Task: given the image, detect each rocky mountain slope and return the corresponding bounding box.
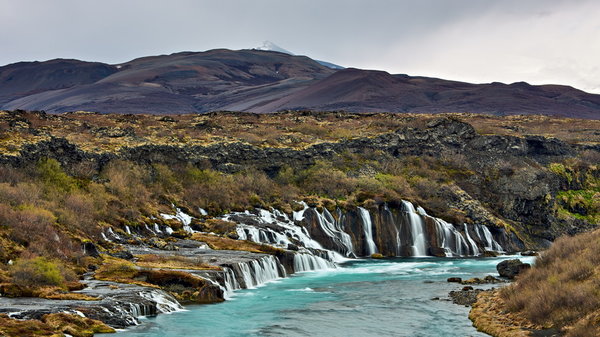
[1,49,600,118]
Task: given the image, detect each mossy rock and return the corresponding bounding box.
[42,313,116,336]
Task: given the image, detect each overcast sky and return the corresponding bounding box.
[2,0,599,92]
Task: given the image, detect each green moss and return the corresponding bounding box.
[549,163,574,183]
[556,189,600,223]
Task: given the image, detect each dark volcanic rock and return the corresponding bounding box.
[497,259,531,279]
[82,242,100,257]
[0,280,182,328]
[449,288,484,306]
[462,275,506,285]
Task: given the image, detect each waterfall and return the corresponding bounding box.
[221,267,240,298]
[473,224,504,252]
[226,204,505,260]
[234,255,285,289]
[293,201,309,221]
[432,218,457,256]
[138,290,184,313]
[293,253,337,272]
[161,208,194,233]
[358,207,378,255]
[401,201,428,257]
[313,208,355,257]
[463,224,480,256]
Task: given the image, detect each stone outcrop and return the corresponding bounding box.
[449,288,484,306]
[0,280,183,328]
[496,259,531,279]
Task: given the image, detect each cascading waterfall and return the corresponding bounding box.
[313,208,355,257]
[432,218,476,256]
[138,290,184,313]
[228,203,507,259]
[221,267,240,297]
[233,255,285,289]
[358,207,378,255]
[161,208,194,233]
[463,224,480,256]
[293,253,337,272]
[400,201,428,257]
[473,224,504,252]
[228,208,348,262]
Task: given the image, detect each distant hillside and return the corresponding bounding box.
[1,49,600,118]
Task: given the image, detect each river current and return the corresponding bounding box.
[112,255,533,337]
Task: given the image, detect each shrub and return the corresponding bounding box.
[9,257,75,289]
[500,229,600,333]
[36,158,78,193]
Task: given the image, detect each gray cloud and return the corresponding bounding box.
[1,0,598,92]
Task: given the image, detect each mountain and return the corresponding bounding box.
[1,49,600,118]
[255,40,294,55]
[254,68,600,118]
[254,41,344,69]
[1,49,335,114]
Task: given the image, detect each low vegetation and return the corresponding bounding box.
[1,111,599,156]
[135,254,220,270]
[192,233,284,255]
[496,229,600,336]
[0,313,115,337]
[94,256,223,304]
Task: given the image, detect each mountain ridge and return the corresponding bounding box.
[1,49,599,118]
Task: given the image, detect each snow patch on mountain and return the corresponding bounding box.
[254,41,344,69]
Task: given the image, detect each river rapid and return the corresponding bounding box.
[110,255,534,337]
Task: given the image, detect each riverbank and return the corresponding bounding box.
[111,256,523,337]
[469,228,600,337]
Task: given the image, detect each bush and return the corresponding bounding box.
[9,257,75,289]
[36,158,78,193]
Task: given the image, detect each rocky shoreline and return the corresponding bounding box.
[444,258,557,337]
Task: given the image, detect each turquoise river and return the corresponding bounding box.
[110,255,534,337]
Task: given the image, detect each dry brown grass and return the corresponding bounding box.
[0,314,61,337]
[470,290,539,337]
[2,111,597,156]
[0,311,114,337]
[499,229,600,335]
[42,313,116,337]
[135,254,220,271]
[191,233,283,255]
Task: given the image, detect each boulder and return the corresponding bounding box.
[449,288,484,306]
[428,247,447,257]
[482,250,500,257]
[82,242,100,257]
[109,250,134,260]
[447,277,462,283]
[462,275,506,284]
[496,259,530,279]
